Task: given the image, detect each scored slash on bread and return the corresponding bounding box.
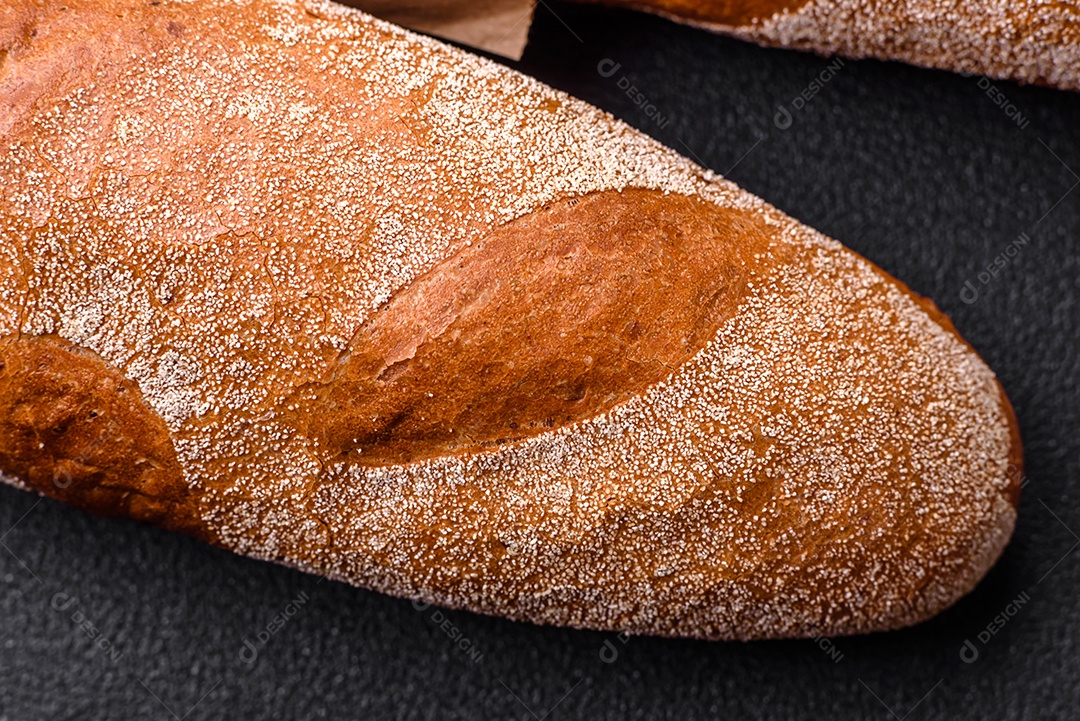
[0,0,1021,639]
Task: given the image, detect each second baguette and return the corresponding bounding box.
[588,0,1080,91]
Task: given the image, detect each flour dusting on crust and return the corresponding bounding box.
[722,0,1079,90]
[0,0,1017,639]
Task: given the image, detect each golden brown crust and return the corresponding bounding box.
[0,335,203,535]
[587,0,1080,91]
[309,189,780,465]
[0,0,1021,640]
[593,0,807,26]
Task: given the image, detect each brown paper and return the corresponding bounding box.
[341,0,536,60]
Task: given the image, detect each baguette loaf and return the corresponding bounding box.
[589,0,1080,91]
[0,0,1021,640]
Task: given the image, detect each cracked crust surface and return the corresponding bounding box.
[0,0,1021,639]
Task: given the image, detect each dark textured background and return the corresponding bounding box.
[2,2,1079,719]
